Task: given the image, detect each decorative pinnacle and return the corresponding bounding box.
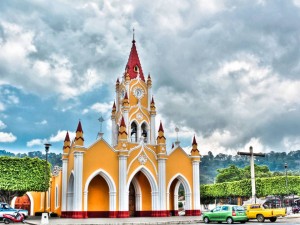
[158,121,164,132]
[192,135,197,145]
[64,131,70,142]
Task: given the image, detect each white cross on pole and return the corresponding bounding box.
[238,146,265,203]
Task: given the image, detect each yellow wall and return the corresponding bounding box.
[82,140,119,208]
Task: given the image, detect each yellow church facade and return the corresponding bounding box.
[20,37,201,218]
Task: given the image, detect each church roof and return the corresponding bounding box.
[126,39,145,81]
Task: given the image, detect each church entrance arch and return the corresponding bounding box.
[167,174,191,216]
[66,172,74,211]
[127,167,158,217]
[84,169,116,218]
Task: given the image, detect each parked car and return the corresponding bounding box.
[0,202,28,221]
[292,205,300,214]
[203,205,248,224]
[244,204,286,222]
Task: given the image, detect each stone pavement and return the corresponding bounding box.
[24,213,300,225]
[25,216,203,225]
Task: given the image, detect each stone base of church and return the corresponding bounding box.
[185,210,201,216]
[61,210,201,218]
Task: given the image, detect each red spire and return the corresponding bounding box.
[151,96,155,104]
[64,131,70,142]
[116,78,120,84]
[172,143,174,148]
[148,73,151,79]
[192,135,197,145]
[158,121,164,132]
[126,40,145,81]
[76,121,83,132]
[124,92,128,100]
[120,116,126,127]
[112,101,116,109]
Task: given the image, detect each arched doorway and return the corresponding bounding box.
[167,174,191,216]
[128,171,153,217]
[67,173,74,211]
[87,175,109,217]
[15,194,30,215]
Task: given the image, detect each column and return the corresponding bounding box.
[150,114,156,144]
[61,158,68,213]
[73,151,84,217]
[192,161,200,210]
[111,119,116,146]
[118,155,128,217]
[158,159,167,215]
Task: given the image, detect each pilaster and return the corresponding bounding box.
[73,150,84,217]
[61,158,68,212]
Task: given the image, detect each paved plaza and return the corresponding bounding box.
[25,216,202,225]
[24,213,300,225]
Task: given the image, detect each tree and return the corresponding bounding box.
[216,164,273,183]
[216,165,242,183]
[0,156,51,204]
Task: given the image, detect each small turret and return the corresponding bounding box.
[111,101,116,118]
[157,121,167,155]
[62,131,70,159]
[150,96,156,115]
[125,71,130,83]
[123,92,130,108]
[190,135,200,159]
[147,73,152,87]
[75,121,84,146]
[118,116,128,140]
[116,78,120,91]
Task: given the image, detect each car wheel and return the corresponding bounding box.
[3,218,11,224]
[204,217,210,224]
[269,217,277,222]
[256,214,265,222]
[226,217,233,224]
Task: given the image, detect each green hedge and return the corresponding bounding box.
[0,156,51,192]
[200,176,300,202]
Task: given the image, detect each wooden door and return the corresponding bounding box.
[15,194,30,215]
[129,183,136,217]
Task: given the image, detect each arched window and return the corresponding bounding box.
[131,122,138,142]
[141,122,148,143]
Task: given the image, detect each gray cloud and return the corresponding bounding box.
[0,0,300,153]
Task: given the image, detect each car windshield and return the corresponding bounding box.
[232,206,245,211]
[2,204,11,209]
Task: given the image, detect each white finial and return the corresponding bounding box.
[175,127,179,141]
[175,127,180,146]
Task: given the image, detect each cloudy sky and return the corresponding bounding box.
[1,0,300,156]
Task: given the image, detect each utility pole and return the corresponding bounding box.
[238,146,265,203]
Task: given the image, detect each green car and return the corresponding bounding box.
[203,205,248,224]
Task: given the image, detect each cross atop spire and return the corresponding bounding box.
[132,27,135,43]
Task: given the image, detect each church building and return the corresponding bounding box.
[19,37,201,218]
